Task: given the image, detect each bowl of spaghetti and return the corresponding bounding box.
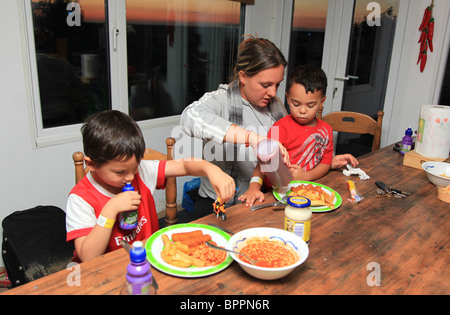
[228,227,309,280]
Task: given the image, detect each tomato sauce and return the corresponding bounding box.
[239,241,297,268]
[190,243,227,267]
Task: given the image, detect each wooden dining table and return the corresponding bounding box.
[3,145,449,295]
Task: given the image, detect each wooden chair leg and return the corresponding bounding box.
[165,137,177,225]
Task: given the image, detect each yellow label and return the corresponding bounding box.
[284,216,310,244]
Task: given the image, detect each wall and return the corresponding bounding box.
[384,0,450,144]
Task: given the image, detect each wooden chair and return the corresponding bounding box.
[72,137,177,225]
[318,109,384,152]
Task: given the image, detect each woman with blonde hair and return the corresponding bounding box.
[181,36,288,217]
[181,36,356,218]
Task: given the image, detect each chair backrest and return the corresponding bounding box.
[72,137,177,225]
[317,110,384,152]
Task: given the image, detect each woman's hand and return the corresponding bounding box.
[252,136,291,168]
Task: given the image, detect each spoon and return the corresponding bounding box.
[250,195,288,211]
[204,242,258,265]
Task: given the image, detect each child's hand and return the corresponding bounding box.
[331,154,359,169]
[238,187,265,207]
[289,164,306,180]
[208,169,236,205]
[104,191,141,217]
[278,142,291,167]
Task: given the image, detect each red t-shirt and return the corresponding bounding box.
[267,115,333,171]
[66,160,166,261]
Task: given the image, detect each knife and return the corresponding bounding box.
[375,181,410,197]
[207,223,234,235]
[250,200,285,211]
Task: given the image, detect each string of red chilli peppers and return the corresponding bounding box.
[417,0,435,73]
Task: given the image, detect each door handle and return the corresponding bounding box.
[335,75,359,81]
[112,25,119,51]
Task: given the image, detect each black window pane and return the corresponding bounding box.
[125,0,242,121]
[32,0,111,129]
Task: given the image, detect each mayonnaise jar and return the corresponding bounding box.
[284,196,312,245]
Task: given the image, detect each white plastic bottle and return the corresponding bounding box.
[256,138,292,188]
[284,196,312,245]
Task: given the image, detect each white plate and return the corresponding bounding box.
[145,223,233,278]
[273,181,342,213]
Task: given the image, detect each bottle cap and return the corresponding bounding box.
[130,241,146,263]
[287,196,311,208]
[123,182,135,192]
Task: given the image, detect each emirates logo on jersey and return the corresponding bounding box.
[114,216,148,246]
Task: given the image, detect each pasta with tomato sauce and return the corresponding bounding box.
[238,240,298,268]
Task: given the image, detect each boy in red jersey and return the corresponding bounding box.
[241,65,356,206]
[66,110,235,262]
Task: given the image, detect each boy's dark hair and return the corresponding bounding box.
[81,110,145,165]
[286,65,328,96]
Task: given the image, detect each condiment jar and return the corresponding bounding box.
[284,196,312,245]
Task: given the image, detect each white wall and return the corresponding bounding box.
[0,0,449,268]
[384,0,450,145]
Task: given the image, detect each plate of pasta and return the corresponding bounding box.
[273,181,342,212]
[145,223,233,278]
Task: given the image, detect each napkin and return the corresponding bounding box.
[343,164,370,180]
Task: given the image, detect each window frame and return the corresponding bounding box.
[22,0,242,148]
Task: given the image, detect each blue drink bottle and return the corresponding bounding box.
[119,183,138,230]
[125,241,155,295]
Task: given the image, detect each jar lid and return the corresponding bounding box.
[287,196,311,208]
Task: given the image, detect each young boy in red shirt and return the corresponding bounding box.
[241,65,340,205]
[66,110,235,262]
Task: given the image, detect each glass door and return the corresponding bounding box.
[288,0,329,70]
[323,0,400,156]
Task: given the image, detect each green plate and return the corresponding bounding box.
[145,223,233,278]
[273,181,342,213]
